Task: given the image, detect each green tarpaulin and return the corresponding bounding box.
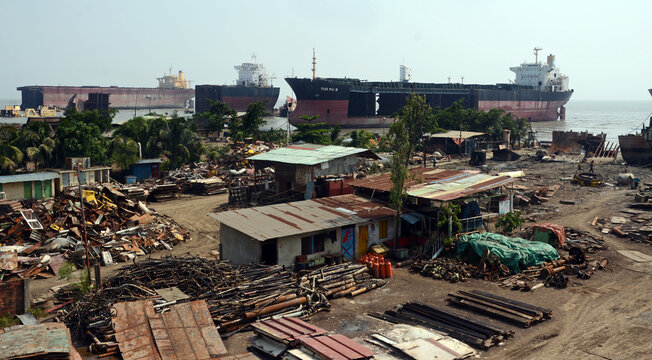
[457,232,559,273]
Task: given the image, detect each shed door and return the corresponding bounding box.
[358,225,368,256]
[34,181,42,199]
[341,226,355,261]
[151,164,160,178]
[23,182,32,199]
[43,180,52,198]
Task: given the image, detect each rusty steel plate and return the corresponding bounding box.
[299,334,374,360]
[112,300,162,360]
[148,300,227,359]
[252,317,327,343]
[0,250,18,271]
[0,323,71,358]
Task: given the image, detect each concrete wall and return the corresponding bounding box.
[354,216,395,256]
[220,224,261,265]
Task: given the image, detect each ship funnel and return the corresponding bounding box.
[547,54,555,66]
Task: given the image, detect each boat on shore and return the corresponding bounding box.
[286,48,573,128]
[618,89,652,165]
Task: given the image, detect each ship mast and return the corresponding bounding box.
[312,48,316,80]
[533,47,542,63]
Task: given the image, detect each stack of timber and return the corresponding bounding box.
[148,183,180,201]
[447,290,552,327]
[370,302,513,349]
[189,178,227,195]
[299,263,387,299]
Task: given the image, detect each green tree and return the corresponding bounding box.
[62,108,116,133]
[388,118,410,247]
[56,114,109,166]
[347,130,373,148]
[194,100,236,135]
[110,136,140,170]
[0,125,23,174]
[113,116,169,158]
[18,122,56,170]
[394,94,436,165]
[292,122,333,144]
[205,144,231,162]
[164,117,204,169]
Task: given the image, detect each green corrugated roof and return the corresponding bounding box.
[248,144,372,165]
[0,172,59,184]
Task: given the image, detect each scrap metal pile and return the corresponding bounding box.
[594,209,652,245]
[0,186,188,281]
[372,290,551,350]
[57,257,385,356]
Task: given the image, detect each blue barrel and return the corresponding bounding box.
[125,175,137,184]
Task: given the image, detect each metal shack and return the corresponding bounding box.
[212,194,395,268]
[247,144,378,200]
[0,172,59,200]
[52,157,111,192]
[129,158,162,180]
[423,130,486,156]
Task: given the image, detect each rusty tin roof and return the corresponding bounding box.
[213,195,394,241]
[351,168,514,201]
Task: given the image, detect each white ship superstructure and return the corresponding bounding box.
[510,48,569,92]
[234,54,272,87]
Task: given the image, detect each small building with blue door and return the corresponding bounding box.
[129,158,162,181]
[0,172,59,200]
[212,194,395,268]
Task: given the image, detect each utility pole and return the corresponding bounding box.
[76,163,91,274]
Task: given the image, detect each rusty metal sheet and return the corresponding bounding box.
[252,317,327,343]
[0,250,18,271]
[112,300,162,360]
[148,300,227,359]
[299,334,374,360]
[0,323,71,358]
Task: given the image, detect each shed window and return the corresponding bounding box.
[379,220,388,239]
[301,233,327,255]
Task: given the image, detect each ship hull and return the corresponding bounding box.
[286,77,573,127]
[618,134,652,164]
[195,85,280,113]
[18,86,194,110]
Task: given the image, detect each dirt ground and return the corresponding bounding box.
[27,150,652,359]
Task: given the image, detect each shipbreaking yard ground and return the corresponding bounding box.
[29,152,652,360]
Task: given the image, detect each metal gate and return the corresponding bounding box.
[341,226,355,261]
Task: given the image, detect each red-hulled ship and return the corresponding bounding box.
[286,48,573,127]
[18,69,194,110]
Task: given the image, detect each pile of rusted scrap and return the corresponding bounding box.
[0,322,82,359]
[409,257,476,283]
[447,290,552,328]
[370,302,514,349]
[593,210,652,245]
[299,263,387,299]
[189,177,227,195]
[0,186,188,281]
[514,183,560,206]
[57,257,383,356]
[498,247,608,290]
[249,317,374,360]
[148,183,180,201]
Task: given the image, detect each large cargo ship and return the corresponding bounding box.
[286,49,573,127]
[17,69,195,110]
[195,56,280,113]
[618,89,652,164]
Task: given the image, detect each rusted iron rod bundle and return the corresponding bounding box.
[299,263,387,299]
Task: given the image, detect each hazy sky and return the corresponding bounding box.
[1,0,651,105]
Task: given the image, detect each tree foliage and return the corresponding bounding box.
[56,111,111,166]
[110,136,140,170]
[0,125,24,174]
[395,94,436,164]
[193,100,237,134]
[347,130,373,149]
[228,102,268,141]
[291,115,342,145]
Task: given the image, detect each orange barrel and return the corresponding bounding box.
[384,261,392,278]
[372,261,380,278]
[379,260,387,279]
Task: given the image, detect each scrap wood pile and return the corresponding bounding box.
[593,210,652,245]
[299,263,388,299]
[409,257,478,283]
[0,186,188,281]
[57,257,384,356]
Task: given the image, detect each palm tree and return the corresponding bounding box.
[16,122,55,170]
[0,125,24,174]
[110,136,140,170]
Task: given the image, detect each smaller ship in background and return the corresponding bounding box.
[618,89,652,164]
[195,54,280,113]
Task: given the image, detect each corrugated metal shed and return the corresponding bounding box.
[213,195,394,241]
[248,144,377,165]
[351,168,514,201]
[0,172,59,184]
[134,158,163,165]
[426,130,486,139]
